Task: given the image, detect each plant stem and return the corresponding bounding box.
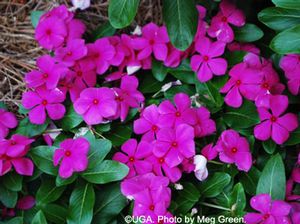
[208,160,223,165]
[199,202,231,211]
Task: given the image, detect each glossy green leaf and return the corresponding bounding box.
[176,183,201,214]
[106,125,132,147]
[0,217,23,224]
[31,11,44,28]
[60,105,82,131]
[92,21,116,41]
[240,166,261,195]
[15,118,48,137]
[41,204,67,224]
[262,139,277,154]
[257,154,286,200]
[234,23,264,42]
[67,182,95,224]
[152,59,168,82]
[168,59,196,84]
[229,183,246,216]
[163,0,198,50]
[55,174,77,187]
[87,137,112,169]
[81,160,129,184]
[108,0,140,28]
[2,172,23,192]
[0,185,18,208]
[285,127,300,145]
[32,210,47,224]
[272,0,300,9]
[200,172,231,198]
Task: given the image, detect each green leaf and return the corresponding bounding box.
[270,24,300,54]
[199,172,231,198]
[67,182,95,224]
[229,183,246,216]
[256,154,286,200]
[15,118,48,137]
[55,174,77,187]
[262,139,277,154]
[31,11,44,28]
[223,100,260,129]
[140,74,164,93]
[258,7,300,31]
[272,0,300,9]
[234,24,264,42]
[152,59,168,82]
[284,127,300,145]
[168,59,196,84]
[93,183,127,224]
[32,210,47,224]
[163,0,198,50]
[87,136,112,169]
[81,160,129,184]
[176,183,201,214]
[0,185,18,208]
[106,125,132,147]
[29,146,58,176]
[60,105,82,131]
[2,172,23,192]
[0,217,23,224]
[36,178,66,206]
[108,0,140,28]
[240,166,261,195]
[92,21,116,41]
[41,204,67,224]
[225,51,247,68]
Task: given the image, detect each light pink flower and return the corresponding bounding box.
[113,139,152,178]
[25,55,67,89]
[132,23,169,61]
[55,39,87,67]
[0,108,18,139]
[191,37,227,82]
[22,87,66,124]
[113,75,144,122]
[153,124,195,168]
[208,0,245,43]
[254,95,298,144]
[53,137,89,178]
[0,134,34,176]
[74,87,117,125]
[244,194,291,224]
[215,130,252,171]
[280,54,300,95]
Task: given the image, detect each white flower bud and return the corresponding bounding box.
[194,155,208,181]
[71,0,90,10]
[131,25,142,36]
[127,65,141,75]
[174,183,183,190]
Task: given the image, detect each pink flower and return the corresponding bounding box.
[16,196,35,210]
[74,87,117,125]
[185,107,216,138]
[35,17,67,50]
[113,139,152,178]
[0,108,17,139]
[132,23,169,61]
[164,43,183,68]
[254,95,298,144]
[86,38,115,74]
[215,130,252,171]
[53,137,89,178]
[41,5,73,22]
[22,87,66,124]
[134,105,164,141]
[220,63,263,108]
[108,36,126,67]
[207,0,245,43]
[280,54,300,95]
[55,39,87,67]
[191,37,227,82]
[113,75,144,122]
[0,134,34,176]
[201,143,218,160]
[244,194,291,224]
[25,55,67,89]
[158,93,194,127]
[227,42,260,55]
[194,5,207,43]
[69,59,97,87]
[66,19,86,42]
[153,124,195,168]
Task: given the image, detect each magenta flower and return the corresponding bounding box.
[158,93,194,127]
[0,134,34,176]
[164,43,182,68]
[227,42,260,55]
[66,19,86,42]
[25,55,66,89]
[201,143,218,161]
[254,95,298,144]
[153,124,195,168]
[113,75,144,122]
[0,108,17,139]
[74,87,117,125]
[55,39,87,67]
[191,37,227,82]
[86,38,115,75]
[16,196,36,210]
[113,139,152,178]
[244,194,291,224]
[220,63,263,108]
[53,137,90,178]
[280,54,300,95]
[108,36,126,67]
[132,23,169,61]
[22,87,66,124]
[35,17,67,50]
[207,0,245,43]
[134,105,163,141]
[41,5,73,22]
[215,130,252,172]
[69,59,96,87]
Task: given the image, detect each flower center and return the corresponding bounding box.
[221,16,228,22]
[236,80,242,86]
[115,96,123,102]
[77,71,83,77]
[42,100,48,106]
[66,51,72,56]
[10,140,16,146]
[129,157,135,162]
[43,73,48,78]
[270,116,277,122]
[64,150,71,157]
[149,39,155,45]
[149,205,155,211]
[263,214,270,220]
[175,111,181,117]
[93,99,99,105]
[171,141,178,147]
[151,125,158,132]
[203,55,209,62]
[262,82,269,89]
[158,158,164,164]
[231,147,238,153]
[45,29,52,35]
